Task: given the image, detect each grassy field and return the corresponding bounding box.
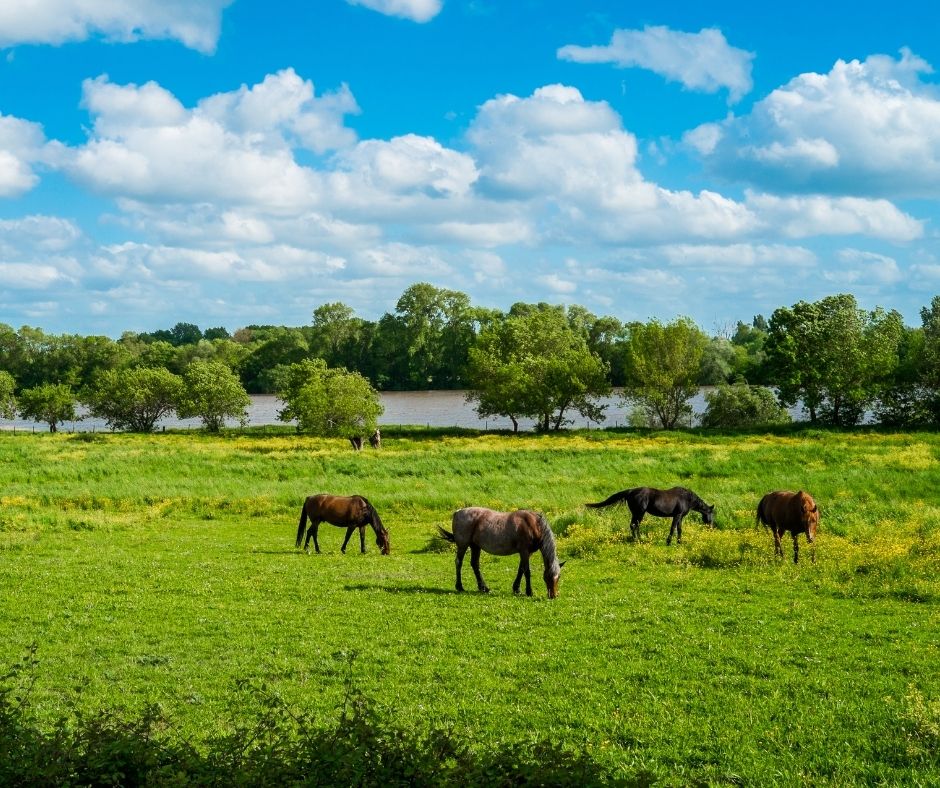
[0,426,938,784]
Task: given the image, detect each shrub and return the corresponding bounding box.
[701,383,791,429]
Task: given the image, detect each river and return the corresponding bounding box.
[1,389,808,433]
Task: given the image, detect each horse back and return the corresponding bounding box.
[451,507,537,555]
[306,493,370,525]
[757,490,818,533]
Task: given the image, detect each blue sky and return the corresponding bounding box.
[1,0,940,336]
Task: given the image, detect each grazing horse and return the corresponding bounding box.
[296,494,390,555]
[756,490,818,563]
[437,507,564,598]
[586,486,715,545]
[369,429,381,449]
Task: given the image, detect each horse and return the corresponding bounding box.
[436,507,564,598]
[296,494,390,555]
[369,428,381,449]
[586,486,715,544]
[756,490,818,563]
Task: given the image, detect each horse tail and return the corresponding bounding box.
[755,497,767,529]
[585,489,632,508]
[296,499,309,548]
[436,525,456,543]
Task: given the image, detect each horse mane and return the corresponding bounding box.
[537,515,559,570]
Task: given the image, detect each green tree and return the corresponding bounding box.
[18,383,78,432]
[621,318,707,430]
[0,370,16,419]
[378,283,476,389]
[766,295,902,425]
[83,367,183,432]
[701,383,792,428]
[177,360,251,432]
[275,359,383,437]
[466,307,611,432]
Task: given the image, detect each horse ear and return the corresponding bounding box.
[812,504,818,513]
[559,560,566,568]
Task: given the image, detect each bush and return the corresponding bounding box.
[700,383,791,429]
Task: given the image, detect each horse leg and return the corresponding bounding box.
[341,526,355,553]
[667,514,682,545]
[772,527,783,558]
[513,551,531,595]
[792,534,800,564]
[359,525,366,553]
[470,545,489,593]
[455,545,467,592]
[630,513,643,541]
[304,519,321,554]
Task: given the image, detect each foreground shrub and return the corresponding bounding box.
[0,650,613,787]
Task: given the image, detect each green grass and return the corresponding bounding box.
[1,426,939,784]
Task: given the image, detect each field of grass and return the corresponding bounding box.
[0,426,938,784]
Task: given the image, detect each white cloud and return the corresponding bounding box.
[0,0,232,53]
[345,0,442,23]
[831,248,904,285]
[0,114,56,196]
[747,192,923,241]
[558,26,754,102]
[0,215,83,253]
[67,71,360,209]
[697,49,940,197]
[537,273,577,294]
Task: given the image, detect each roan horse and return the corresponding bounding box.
[437,507,564,598]
[756,490,818,563]
[586,486,715,544]
[296,494,390,555]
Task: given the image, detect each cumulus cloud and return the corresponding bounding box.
[0,114,57,197]
[830,248,904,285]
[746,192,923,241]
[0,0,232,53]
[558,26,754,102]
[345,0,442,23]
[66,71,359,209]
[693,49,940,197]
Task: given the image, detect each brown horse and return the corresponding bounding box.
[756,490,818,563]
[437,507,564,598]
[296,494,390,555]
[586,486,715,544]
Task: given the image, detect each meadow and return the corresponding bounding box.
[0,426,938,785]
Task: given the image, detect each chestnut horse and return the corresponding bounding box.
[296,494,390,555]
[437,507,564,598]
[586,486,715,545]
[756,490,818,563]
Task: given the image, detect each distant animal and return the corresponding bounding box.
[756,490,818,563]
[296,494,390,555]
[349,436,363,451]
[585,486,715,545]
[437,507,564,598]
[369,429,381,449]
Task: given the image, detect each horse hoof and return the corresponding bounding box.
[480,587,490,594]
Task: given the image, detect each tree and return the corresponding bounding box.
[621,318,707,429]
[765,295,902,425]
[0,370,16,419]
[83,367,183,432]
[18,383,78,432]
[466,306,611,432]
[177,360,251,432]
[701,383,791,428]
[274,359,383,437]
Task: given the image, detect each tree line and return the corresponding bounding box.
[1,283,939,433]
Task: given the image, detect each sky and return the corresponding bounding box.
[2,0,940,336]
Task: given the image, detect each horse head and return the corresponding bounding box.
[376,527,391,554]
[700,503,716,527]
[544,560,565,599]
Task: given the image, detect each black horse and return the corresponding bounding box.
[586,486,715,544]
